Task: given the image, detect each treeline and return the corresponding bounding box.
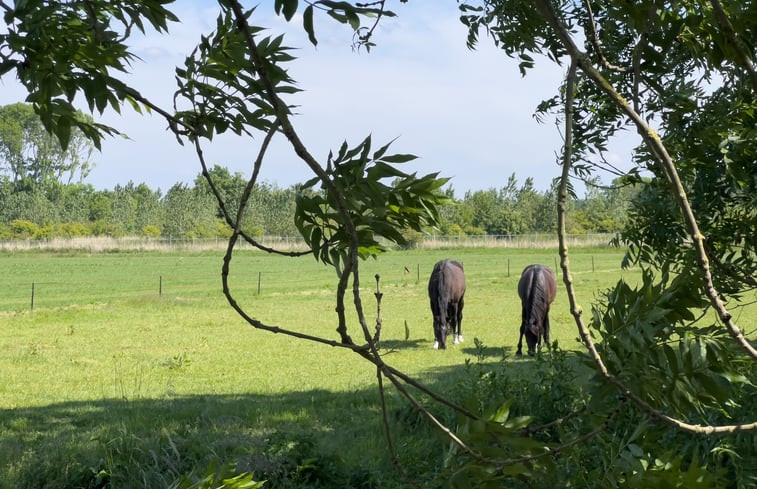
[0,165,637,241]
[0,102,638,241]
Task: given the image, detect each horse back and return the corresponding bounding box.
[442,259,465,300]
[429,259,466,302]
[518,265,557,336]
[519,265,556,305]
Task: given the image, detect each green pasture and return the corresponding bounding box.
[0,247,636,406]
[0,246,754,487]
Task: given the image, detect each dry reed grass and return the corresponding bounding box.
[417,233,615,249]
[0,233,616,253]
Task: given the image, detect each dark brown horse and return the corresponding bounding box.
[428,259,466,349]
[516,264,557,356]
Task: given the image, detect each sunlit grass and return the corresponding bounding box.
[0,246,651,411]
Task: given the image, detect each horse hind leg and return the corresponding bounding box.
[454,298,464,344]
[449,303,460,345]
[516,324,525,356]
[432,316,442,349]
[542,312,551,351]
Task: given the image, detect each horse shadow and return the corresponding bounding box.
[377,338,426,352]
[459,344,513,360]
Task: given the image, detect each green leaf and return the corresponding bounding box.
[281,0,298,21]
[301,5,317,45]
[345,10,360,31]
[380,153,417,164]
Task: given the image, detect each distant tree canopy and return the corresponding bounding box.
[0,102,95,189]
[0,104,638,240]
[0,157,637,240]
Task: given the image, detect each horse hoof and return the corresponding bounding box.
[515,351,522,357]
[433,341,439,349]
[457,334,464,343]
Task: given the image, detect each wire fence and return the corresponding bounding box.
[1,243,631,314]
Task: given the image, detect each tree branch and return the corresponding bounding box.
[226,0,368,346]
[376,370,423,489]
[541,0,757,434]
[582,0,629,73]
[195,122,310,256]
[709,0,757,91]
[535,0,757,363]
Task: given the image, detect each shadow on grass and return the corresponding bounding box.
[0,361,489,489]
[0,391,392,488]
[458,343,514,360]
[0,349,579,489]
[376,338,427,352]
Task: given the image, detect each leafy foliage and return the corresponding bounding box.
[0,103,95,187]
[295,136,449,268]
[0,0,178,149]
[174,6,297,141]
[169,459,264,489]
[589,269,754,419]
[622,82,757,294]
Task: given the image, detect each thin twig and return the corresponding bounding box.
[582,0,629,73]
[354,0,387,47]
[376,370,423,489]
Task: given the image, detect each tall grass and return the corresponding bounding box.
[0,233,616,253]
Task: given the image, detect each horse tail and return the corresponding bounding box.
[428,261,446,325]
[524,267,547,337]
[521,268,535,332]
[436,261,450,328]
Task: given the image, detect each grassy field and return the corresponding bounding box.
[0,246,753,487]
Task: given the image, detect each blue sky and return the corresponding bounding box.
[0,1,637,195]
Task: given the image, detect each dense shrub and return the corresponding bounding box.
[141,224,161,237]
[443,340,754,488]
[10,219,40,239]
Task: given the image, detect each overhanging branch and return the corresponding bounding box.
[542,0,757,434]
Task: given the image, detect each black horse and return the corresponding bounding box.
[428,259,466,349]
[516,264,557,356]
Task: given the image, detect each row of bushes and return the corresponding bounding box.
[0,219,262,241]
